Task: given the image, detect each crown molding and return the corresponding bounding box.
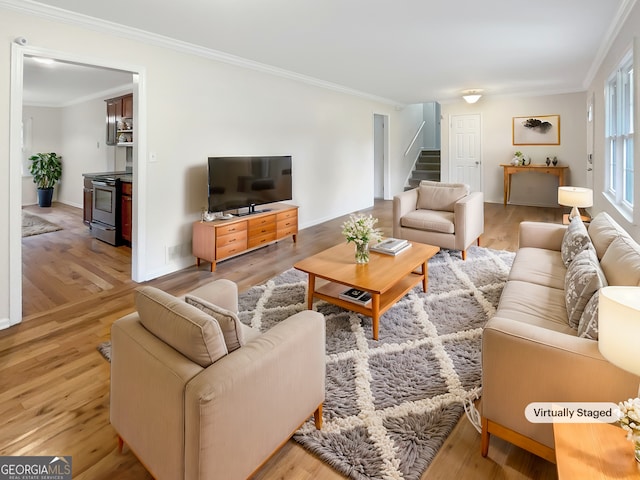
[1,0,403,107]
[583,0,638,89]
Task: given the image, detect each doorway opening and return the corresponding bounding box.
[373,113,390,200]
[9,44,146,327]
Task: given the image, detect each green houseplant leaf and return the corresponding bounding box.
[28,152,62,189]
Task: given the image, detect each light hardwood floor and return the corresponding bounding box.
[11,201,563,479]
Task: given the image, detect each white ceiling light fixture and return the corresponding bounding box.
[462,89,483,104]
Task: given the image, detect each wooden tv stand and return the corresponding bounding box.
[192,204,298,272]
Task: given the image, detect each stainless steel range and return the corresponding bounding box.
[90,176,121,245]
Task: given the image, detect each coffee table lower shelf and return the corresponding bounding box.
[312,272,425,339]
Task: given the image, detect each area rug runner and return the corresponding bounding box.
[97,246,514,479]
[237,246,514,480]
[22,211,62,237]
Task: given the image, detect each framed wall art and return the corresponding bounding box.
[512,115,560,145]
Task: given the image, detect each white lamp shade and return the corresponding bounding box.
[557,186,593,208]
[598,286,640,376]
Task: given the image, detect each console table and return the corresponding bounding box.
[553,422,640,479]
[192,204,298,272]
[500,164,569,206]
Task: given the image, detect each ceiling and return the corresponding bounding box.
[21,0,630,105]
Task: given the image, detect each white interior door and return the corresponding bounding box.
[450,114,482,191]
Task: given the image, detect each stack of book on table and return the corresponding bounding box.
[371,238,411,256]
[339,288,372,306]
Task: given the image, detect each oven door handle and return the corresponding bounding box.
[92,180,110,187]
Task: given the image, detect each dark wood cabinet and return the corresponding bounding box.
[83,176,94,225]
[121,95,133,119]
[105,99,119,146]
[120,182,132,244]
[105,94,133,146]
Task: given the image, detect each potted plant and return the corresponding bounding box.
[28,152,62,207]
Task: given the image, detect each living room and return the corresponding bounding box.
[3,1,640,479]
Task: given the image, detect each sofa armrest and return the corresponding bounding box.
[393,188,418,238]
[454,191,484,249]
[518,221,567,251]
[481,316,639,448]
[184,310,326,480]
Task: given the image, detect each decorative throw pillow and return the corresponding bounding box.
[578,289,600,340]
[417,181,470,212]
[561,216,591,266]
[185,295,245,353]
[564,248,607,329]
[135,286,228,367]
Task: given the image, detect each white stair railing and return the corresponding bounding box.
[403,121,425,189]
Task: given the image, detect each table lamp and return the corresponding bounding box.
[558,186,593,220]
[598,286,640,395]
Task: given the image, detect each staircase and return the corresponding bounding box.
[407,150,441,189]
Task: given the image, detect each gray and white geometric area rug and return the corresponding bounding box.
[237,246,515,480]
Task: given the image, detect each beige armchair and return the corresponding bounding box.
[110,279,325,480]
[393,181,484,259]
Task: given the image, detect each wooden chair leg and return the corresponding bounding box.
[477,236,481,247]
[481,417,490,457]
[117,435,124,453]
[314,404,323,430]
[461,249,467,260]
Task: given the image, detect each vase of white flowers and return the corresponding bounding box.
[341,213,383,264]
[616,397,640,462]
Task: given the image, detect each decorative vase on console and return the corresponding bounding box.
[546,157,551,166]
[341,213,382,264]
[552,156,558,166]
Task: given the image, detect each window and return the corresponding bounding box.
[605,50,634,215]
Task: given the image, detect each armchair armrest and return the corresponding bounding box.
[453,191,484,249]
[184,310,326,480]
[392,188,418,237]
[481,316,639,448]
[184,279,239,313]
[518,221,567,251]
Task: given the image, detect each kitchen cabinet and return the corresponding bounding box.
[105,94,133,146]
[120,181,132,244]
[82,176,94,225]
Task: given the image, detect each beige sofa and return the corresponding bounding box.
[481,212,640,462]
[110,279,326,480]
[393,180,484,260]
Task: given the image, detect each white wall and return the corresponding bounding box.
[585,2,640,240]
[1,7,421,324]
[21,106,62,205]
[58,97,120,207]
[441,92,587,207]
[22,98,116,208]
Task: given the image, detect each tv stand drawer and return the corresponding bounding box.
[193,205,298,272]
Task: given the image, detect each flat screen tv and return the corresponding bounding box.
[208,155,292,215]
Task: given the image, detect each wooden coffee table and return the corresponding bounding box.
[294,241,439,340]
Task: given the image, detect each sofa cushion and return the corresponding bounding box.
[564,248,607,329]
[400,209,455,234]
[561,216,591,266]
[600,235,640,286]
[507,247,566,290]
[577,289,600,340]
[588,211,630,260]
[135,286,228,367]
[417,181,469,212]
[495,280,573,334]
[185,295,245,353]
